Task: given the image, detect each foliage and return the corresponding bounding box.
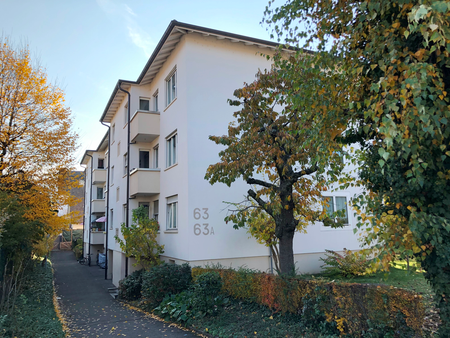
[265,0,450,333]
[0,38,79,239]
[191,271,228,317]
[192,267,424,336]
[141,263,191,309]
[205,67,348,274]
[115,206,164,270]
[320,249,371,277]
[72,238,83,260]
[0,258,65,338]
[153,291,193,325]
[118,269,144,301]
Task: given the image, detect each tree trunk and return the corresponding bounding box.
[278,230,295,274]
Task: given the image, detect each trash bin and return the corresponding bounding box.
[98,253,106,269]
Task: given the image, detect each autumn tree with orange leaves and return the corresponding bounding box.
[205,67,347,274]
[0,38,78,257]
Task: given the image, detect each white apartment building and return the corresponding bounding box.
[81,21,362,287]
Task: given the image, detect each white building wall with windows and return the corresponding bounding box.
[84,21,363,286]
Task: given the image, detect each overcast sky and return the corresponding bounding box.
[1,0,284,166]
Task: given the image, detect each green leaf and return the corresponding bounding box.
[432,1,448,13]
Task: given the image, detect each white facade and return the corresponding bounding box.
[81,21,362,287]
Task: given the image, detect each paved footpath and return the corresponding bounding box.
[52,251,199,338]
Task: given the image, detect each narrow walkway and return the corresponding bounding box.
[52,251,199,338]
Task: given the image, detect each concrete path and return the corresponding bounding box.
[52,251,199,338]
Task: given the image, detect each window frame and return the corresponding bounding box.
[153,200,159,222]
[139,149,150,169]
[96,187,103,200]
[123,153,128,175]
[153,90,159,111]
[153,145,159,168]
[165,68,177,106]
[166,196,178,230]
[166,133,177,168]
[322,195,350,227]
[139,97,150,111]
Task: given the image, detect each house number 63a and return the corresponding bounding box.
[193,208,214,236]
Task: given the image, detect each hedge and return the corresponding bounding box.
[192,267,425,336]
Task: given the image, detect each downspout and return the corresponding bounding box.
[118,83,131,278]
[101,121,111,280]
[85,153,94,266]
[81,168,87,258]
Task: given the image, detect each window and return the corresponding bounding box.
[123,153,128,175]
[323,196,349,225]
[124,103,129,125]
[166,69,176,106]
[153,200,159,221]
[166,196,177,230]
[111,166,115,184]
[153,145,159,168]
[153,91,159,111]
[123,204,127,223]
[98,158,104,169]
[117,141,120,156]
[139,98,150,111]
[111,124,115,143]
[139,150,150,169]
[116,187,120,202]
[96,187,103,200]
[166,134,177,167]
[110,209,114,230]
[115,228,119,242]
[139,202,150,218]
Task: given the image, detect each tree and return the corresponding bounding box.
[265,0,450,333]
[0,38,78,237]
[115,206,164,270]
[205,68,346,274]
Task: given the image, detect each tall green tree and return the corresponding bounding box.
[266,0,450,333]
[205,68,346,274]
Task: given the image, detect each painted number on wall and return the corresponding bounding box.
[193,208,214,236]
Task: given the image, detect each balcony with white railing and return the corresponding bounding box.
[92,169,106,184]
[129,168,160,198]
[91,199,105,214]
[130,111,160,143]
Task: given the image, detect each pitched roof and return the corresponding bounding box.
[100,20,291,123]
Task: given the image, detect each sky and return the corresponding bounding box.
[1,0,284,167]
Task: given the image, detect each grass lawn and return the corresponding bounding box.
[306,260,435,308]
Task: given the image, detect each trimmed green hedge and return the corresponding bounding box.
[192,267,425,336]
[141,263,191,308]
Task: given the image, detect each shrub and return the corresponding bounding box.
[73,238,83,260]
[191,271,228,317]
[192,267,425,336]
[141,263,191,308]
[118,269,144,301]
[320,249,370,277]
[153,291,193,325]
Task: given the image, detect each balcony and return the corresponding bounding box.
[92,169,106,184]
[90,231,104,245]
[91,199,105,214]
[129,168,160,198]
[130,111,160,143]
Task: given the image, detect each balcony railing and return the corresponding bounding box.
[130,111,160,143]
[91,199,105,214]
[92,169,106,184]
[129,168,160,198]
[90,231,104,245]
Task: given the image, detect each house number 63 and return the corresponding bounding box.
[193,208,214,236]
